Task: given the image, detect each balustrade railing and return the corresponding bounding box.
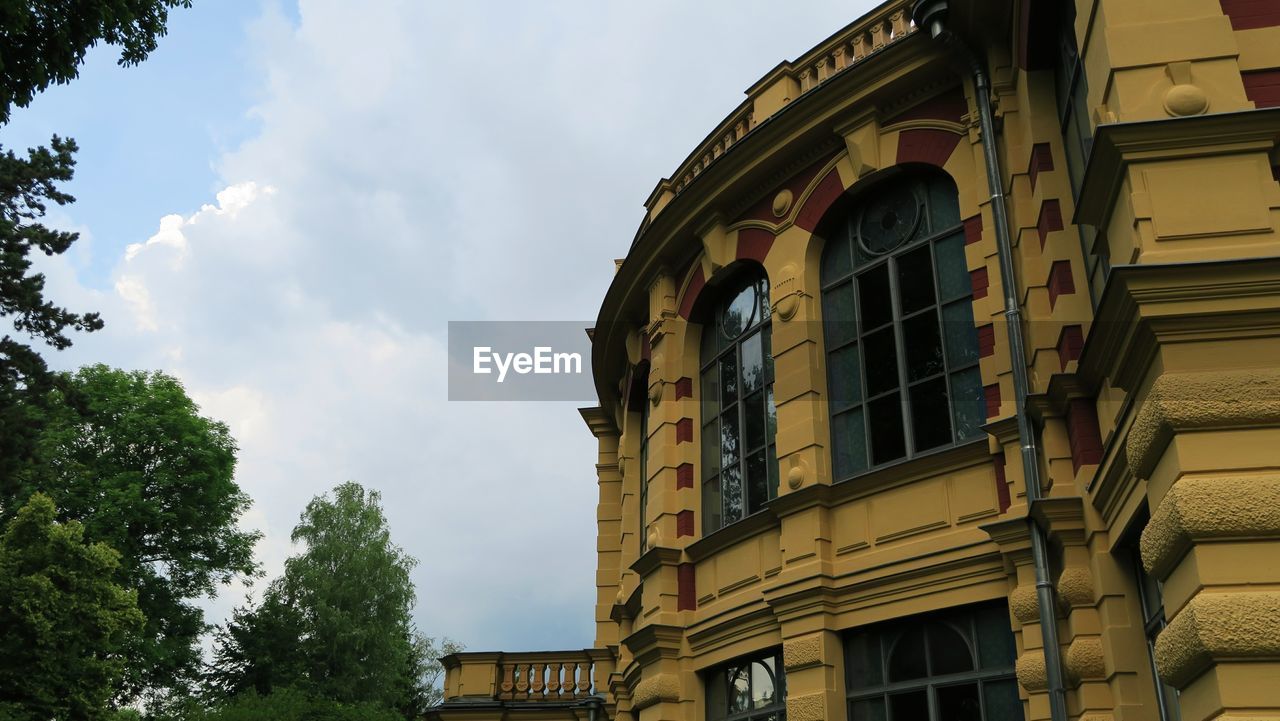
[440,649,614,705]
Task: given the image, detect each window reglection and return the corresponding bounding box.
[638,387,650,553]
[845,603,1021,721]
[700,271,777,535]
[821,172,983,481]
[706,650,786,721]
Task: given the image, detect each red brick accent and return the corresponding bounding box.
[970,266,990,299]
[1028,143,1054,191]
[676,510,694,538]
[1036,199,1064,249]
[676,462,694,489]
[994,453,1011,512]
[675,418,693,443]
[977,324,996,358]
[677,563,696,610]
[736,228,774,263]
[675,377,693,400]
[984,383,1002,418]
[896,129,962,168]
[1067,398,1103,473]
[1243,69,1280,108]
[963,214,983,245]
[887,86,968,124]
[1221,0,1280,30]
[795,169,847,232]
[1047,260,1076,310]
[678,266,706,320]
[737,153,837,225]
[1057,325,1084,370]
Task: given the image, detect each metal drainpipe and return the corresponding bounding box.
[909,3,1070,721]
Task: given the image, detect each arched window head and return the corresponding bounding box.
[698,268,777,535]
[820,170,982,481]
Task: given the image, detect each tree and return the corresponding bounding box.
[0,494,144,721]
[192,687,405,721]
[209,482,445,717]
[13,365,260,704]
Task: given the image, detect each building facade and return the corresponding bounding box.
[433,1,1280,720]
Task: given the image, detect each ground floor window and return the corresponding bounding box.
[845,602,1022,721]
[706,649,786,721]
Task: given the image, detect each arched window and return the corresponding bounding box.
[820,171,983,480]
[706,649,786,721]
[638,391,650,553]
[699,269,776,535]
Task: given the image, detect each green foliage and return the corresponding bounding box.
[0,0,194,123]
[193,687,404,721]
[0,494,144,720]
[12,364,260,704]
[208,483,451,717]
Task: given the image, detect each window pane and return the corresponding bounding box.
[860,183,921,254]
[982,679,1023,721]
[949,367,985,441]
[823,282,858,348]
[701,366,720,426]
[863,327,899,396]
[766,387,777,442]
[869,394,906,465]
[910,377,952,451]
[759,277,772,322]
[896,245,936,314]
[701,323,717,366]
[858,264,893,329]
[846,629,884,688]
[702,419,720,480]
[889,689,928,721]
[721,412,741,477]
[742,331,765,394]
[751,657,779,708]
[823,233,853,285]
[723,283,757,342]
[829,343,863,410]
[744,390,766,452]
[935,233,969,301]
[703,477,722,534]
[728,665,751,713]
[763,327,774,384]
[722,458,744,524]
[766,443,778,502]
[928,177,962,231]
[903,311,944,382]
[832,409,867,479]
[707,667,727,716]
[721,352,739,406]
[747,449,768,515]
[942,300,978,367]
[936,682,982,721]
[928,622,975,675]
[851,697,887,721]
[976,605,1017,669]
[888,627,927,681]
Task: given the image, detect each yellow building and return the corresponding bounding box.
[432,0,1280,720]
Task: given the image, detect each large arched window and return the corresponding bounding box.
[706,649,786,721]
[699,269,777,534]
[821,171,983,480]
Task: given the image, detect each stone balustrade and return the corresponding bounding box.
[440,649,614,705]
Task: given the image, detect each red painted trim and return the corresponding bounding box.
[1243,69,1280,108]
[977,324,996,358]
[984,383,1002,419]
[1057,325,1084,371]
[994,453,1011,512]
[1028,143,1054,191]
[1067,398,1103,473]
[887,86,968,124]
[1221,0,1280,30]
[736,227,774,263]
[963,214,983,245]
[677,563,696,610]
[1047,260,1076,310]
[678,266,706,320]
[676,510,694,538]
[676,418,693,443]
[1037,199,1064,249]
[676,463,693,489]
[795,169,847,232]
[675,377,692,400]
[737,153,838,225]
[896,128,961,168]
[970,267,990,300]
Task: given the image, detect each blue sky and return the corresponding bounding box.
[4,0,876,654]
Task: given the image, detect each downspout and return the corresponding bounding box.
[909,3,1070,721]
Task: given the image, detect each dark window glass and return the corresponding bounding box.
[638,386,650,553]
[822,172,981,483]
[701,272,778,535]
[1125,521,1181,721]
[707,650,787,721]
[846,603,1021,721]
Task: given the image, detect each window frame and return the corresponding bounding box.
[638,388,650,554]
[705,648,787,721]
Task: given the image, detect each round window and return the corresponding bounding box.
[858,182,922,255]
[720,282,758,341]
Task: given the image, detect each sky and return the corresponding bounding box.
[4,0,877,654]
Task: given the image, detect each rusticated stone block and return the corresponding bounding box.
[783,634,823,670]
[1065,637,1106,683]
[785,692,826,721]
[1140,475,1280,579]
[1010,585,1040,623]
[1016,651,1049,691]
[1154,591,1280,689]
[1057,567,1096,608]
[631,673,680,711]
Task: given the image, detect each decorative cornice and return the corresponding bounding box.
[629,546,682,579]
[579,406,620,438]
[622,623,685,668]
